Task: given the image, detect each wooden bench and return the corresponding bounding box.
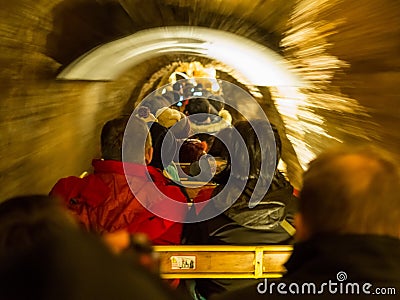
[153,245,292,279]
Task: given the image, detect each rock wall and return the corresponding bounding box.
[0,0,399,201]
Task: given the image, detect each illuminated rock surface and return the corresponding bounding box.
[0,0,399,201]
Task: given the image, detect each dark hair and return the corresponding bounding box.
[160,91,176,105]
[149,122,177,170]
[101,116,129,161]
[182,83,195,98]
[139,95,170,115]
[208,128,230,158]
[230,120,278,182]
[0,195,75,254]
[193,133,215,153]
[300,145,400,237]
[172,81,182,91]
[207,128,231,184]
[179,139,207,163]
[101,116,151,163]
[184,98,210,123]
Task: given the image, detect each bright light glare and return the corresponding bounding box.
[57,26,303,87]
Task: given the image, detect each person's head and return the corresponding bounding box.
[101,116,129,161]
[0,195,76,254]
[208,95,225,113]
[148,122,176,170]
[230,120,278,182]
[139,95,170,115]
[160,91,176,105]
[101,116,152,164]
[208,127,230,159]
[296,145,400,241]
[172,81,183,92]
[193,133,215,153]
[184,98,211,123]
[182,83,194,98]
[0,212,180,300]
[156,107,182,128]
[178,139,207,164]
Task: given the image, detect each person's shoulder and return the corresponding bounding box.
[148,165,178,187]
[147,165,168,182]
[50,176,84,199]
[146,166,189,203]
[51,173,113,208]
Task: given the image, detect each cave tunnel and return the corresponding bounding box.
[0,0,399,202]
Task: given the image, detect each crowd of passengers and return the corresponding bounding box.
[0,84,399,299]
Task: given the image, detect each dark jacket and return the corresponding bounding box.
[213,234,400,299]
[183,172,298,298]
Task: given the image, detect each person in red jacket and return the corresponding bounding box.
[50,116,189,245]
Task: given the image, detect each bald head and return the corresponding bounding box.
[299,145,400,238]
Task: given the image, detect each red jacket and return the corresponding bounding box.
[50,159,188,245]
